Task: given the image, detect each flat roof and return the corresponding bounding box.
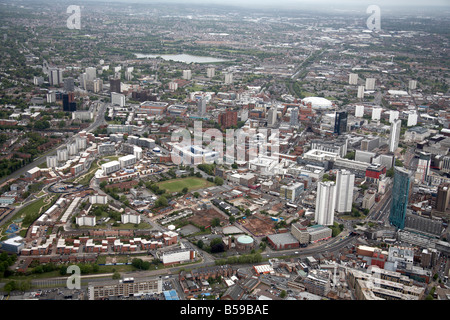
[102,160,120,167]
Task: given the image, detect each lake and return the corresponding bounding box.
[134,53,228,64]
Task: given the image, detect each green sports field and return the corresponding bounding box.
[156,177,214,193]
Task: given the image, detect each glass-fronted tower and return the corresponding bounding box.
[389,166,412,229]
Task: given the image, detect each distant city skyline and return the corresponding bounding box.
[87,0,450,9]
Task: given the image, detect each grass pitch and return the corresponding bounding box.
[156,177,214,193]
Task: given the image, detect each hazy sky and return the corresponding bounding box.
[90,0,450,7]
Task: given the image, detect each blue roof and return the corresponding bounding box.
[163,290,179,300]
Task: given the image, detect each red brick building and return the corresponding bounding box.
[218,109,238,128]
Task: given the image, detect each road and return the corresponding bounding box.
[367,185,392,226]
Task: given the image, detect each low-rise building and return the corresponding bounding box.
[88,278,163,300]
[267,233,299,250]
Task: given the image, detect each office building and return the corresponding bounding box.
[435,182,450,212]
[405,213,443,237]
[218,109,238,128]
[335,170,355,213]
[361,136,380,151]
[415,152,431,184]
[292,225,333,245]
[365,78,376,90]
[349,73,358,85]
[334,111,347,135]
[138,101,168,115]
[63,92,76,112]
[0,236,24,254]
[365,164,387,183]
[291,223,311,245]
[280,182,304,202]
[88,278,163,300]
[310,137,348,158]
[303,269,331,296]
[404,126,430,143]
[171,144,220,165]
[389,167,412,229]
[110,78,121,93]
[355,150,376,163]
[408,80,417,90]
[347,267,425,300]
[315,181,336,226]
[362,191,376,210]
[388,119,401,153]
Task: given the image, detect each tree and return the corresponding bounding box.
[112,271,121,280]
[60,265,68,275]
[193,192,200,198]
[182,187,189,194]
[395,159,404,167]
[155,196,168,208]
[211,217,221,227]
[214,177,223,186]
[211,242,225,253]
[344,151,355,160]
[386,167,394,178]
